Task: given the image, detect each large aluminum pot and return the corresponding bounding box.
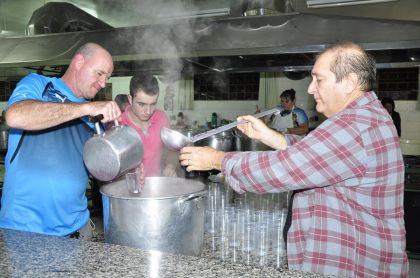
[83,119,144,182]
[100,177,207,256]
[177,128,210,179]
[234,130,273,151]
[194,130,235,151]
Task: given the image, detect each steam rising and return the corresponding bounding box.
[113,0,204,83]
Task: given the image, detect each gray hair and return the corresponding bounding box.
[318,42,376,92]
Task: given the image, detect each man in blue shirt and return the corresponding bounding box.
[0,42,121,238]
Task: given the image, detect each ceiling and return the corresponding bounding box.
[1,0,420,80]
[2,0,420,37]
[0,0,238,37]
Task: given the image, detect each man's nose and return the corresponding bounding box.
[308,80,316,95]
[145,105,152,114]
[98,76,107,88]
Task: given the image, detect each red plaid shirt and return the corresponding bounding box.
[222,91,408,277]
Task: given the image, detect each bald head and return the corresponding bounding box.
[63,42,114,99]
[74,43,108,59]
[318,42,376,92]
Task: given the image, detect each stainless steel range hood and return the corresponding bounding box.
[1,12,420,77]
[26,2,113,36]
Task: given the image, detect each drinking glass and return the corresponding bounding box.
[125,169,141,194]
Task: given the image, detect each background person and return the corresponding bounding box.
[0,42,120,239]
[179,42,407,277]
[120,74,179,177]
[114,93,130,112]
[269,88,309,135]
[381,97,401,137]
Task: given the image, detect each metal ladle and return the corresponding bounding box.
[160,108,280,150]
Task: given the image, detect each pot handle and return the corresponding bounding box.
[178,190,207,203]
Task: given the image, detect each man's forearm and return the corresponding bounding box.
[6,100,90,130]
[287,124,309,136]
[261,128,288,150]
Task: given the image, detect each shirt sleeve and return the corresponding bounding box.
[295,107,309,125]
[6,74,46,109]
[221,113,368,194]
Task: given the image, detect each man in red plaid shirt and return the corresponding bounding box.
[180,41,408,277]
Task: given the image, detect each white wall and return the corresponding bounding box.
[396,101,420,139]
[0,102,6,112]
[110,76,131,96]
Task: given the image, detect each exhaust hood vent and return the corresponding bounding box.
[25,2,113,36]
[243,0,290,16]
[306,0,398,8]
[1,12,420,78]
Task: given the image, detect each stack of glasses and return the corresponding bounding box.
[204,179,289,269]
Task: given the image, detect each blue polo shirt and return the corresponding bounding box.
[0,73,94,236]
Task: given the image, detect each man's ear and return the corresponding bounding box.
[73,54,85,71]
[344,73,358,95]
[128,95,133,105]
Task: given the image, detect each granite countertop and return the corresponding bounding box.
[0,228,329,278]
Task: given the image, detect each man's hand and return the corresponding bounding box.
[88,101,122,123]
[236,115,271,141]
[179,146,225,172]
[237,115,288,150]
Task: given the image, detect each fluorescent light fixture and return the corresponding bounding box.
[0,30,19,37]
[307,0,398,8]
[166,8,230,20]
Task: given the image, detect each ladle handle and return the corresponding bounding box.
[191,107,280,143]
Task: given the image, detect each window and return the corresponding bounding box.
[194,73,259,101]
[376,68,418,100]
[0,81,18,102]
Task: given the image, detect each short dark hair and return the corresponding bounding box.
[114,94,129,111]
[280,89,296,101]
[318,41,376,92]
[381,97,395,111]
[129,74,159,97]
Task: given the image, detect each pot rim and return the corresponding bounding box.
[100,188,207,201]
[99,177,207,200]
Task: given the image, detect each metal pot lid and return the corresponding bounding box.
[100,176,206,200]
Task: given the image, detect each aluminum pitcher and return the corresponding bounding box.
[83,115,144,182]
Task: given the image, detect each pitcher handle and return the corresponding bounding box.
[88,114,120,134]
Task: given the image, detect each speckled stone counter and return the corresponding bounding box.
[0,228,330,278]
